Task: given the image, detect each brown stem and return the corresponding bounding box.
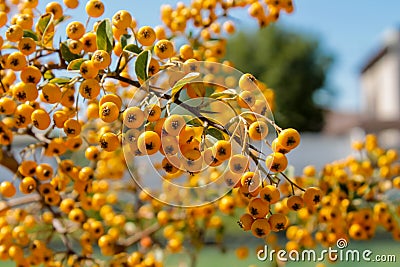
[107,73,141,88]
[190,250,198,267]
[118,223,160,247]
[0,76,6,93]
[280,172,305,192]
[0,149,19,174]
[0,194,41,213]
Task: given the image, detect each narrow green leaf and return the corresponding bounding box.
[120,34,131,49]
[49,77,72,85]
[170,72,200,100]
[23,30,38,41]
[191,83,206,97]
[1,44,14,49]
[205,127,224,140]
[96,19,114,53]
[36,13,53,35]
[135,50,151,81]
[43,70,55,80]
[37,13,54,46]
[54,15,71,25]
[209,88,237,99]
[186,117,203,127]
[67,58,87,71]
[124,43,142,54]
[60,41,81,63]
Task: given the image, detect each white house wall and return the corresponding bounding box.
[361,51,400,121]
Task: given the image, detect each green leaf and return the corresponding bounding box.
[120,34,131,49]
[67,58,87,71]
[23,30,38,41]
[124,43,142,54]
[60,41,81,63]
[205,127,225,140]
[135,50,151,81]
[170,72,201,100]
[193,83,205,97]
[186,117,203,127]
[96,19,113,53]
[36,13,53,35]
[43,70,55,80]
[49,77,71,85]
[37,13,54,46]
[1,44,14,49]
[54,15,71,25]
[209,88,237,99]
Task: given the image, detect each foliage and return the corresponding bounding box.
[226,26,333,131]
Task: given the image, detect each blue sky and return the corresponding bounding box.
[42,0,400,112]
[280,0,400,112]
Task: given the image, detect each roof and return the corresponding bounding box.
[322,111,361,135]
[322,110,400,134]
[360,46,389,74]
[360,119,400,132]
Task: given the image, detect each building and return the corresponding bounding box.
[360,29,400,133]
[322,28,400,148]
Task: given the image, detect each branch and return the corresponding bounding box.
[118,223,160,247]
[280,172,305,192]
[0,149,19,174]
[107,73,141,88]
[0,194,41,213]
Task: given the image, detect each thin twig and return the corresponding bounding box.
[0,194,41,213]
[280,172,305,192]
[118,223,160,247]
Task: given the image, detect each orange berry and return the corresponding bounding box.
[213,140,231,161]
[137,131,161,155]
[0,181,16,198]
[247,197,269,218]
[229,154,250,174]
[303,187,322,207]
[286,195,304,211]
[238,213,254,231]
[164,114,185,136]
[277,128,301,150]
[251,218,270,238]
[137,26,156,46]
[63,118,81,137]
[265,152,288,173]
[99,102,120,123]
[268,213,288,232]
[86,0,105,18]
[154,39,175,59]
[259,185,280,204]
[248,120,269,140]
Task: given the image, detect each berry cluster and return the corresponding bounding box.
[235,127,323,239]
[280,135,400,254]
